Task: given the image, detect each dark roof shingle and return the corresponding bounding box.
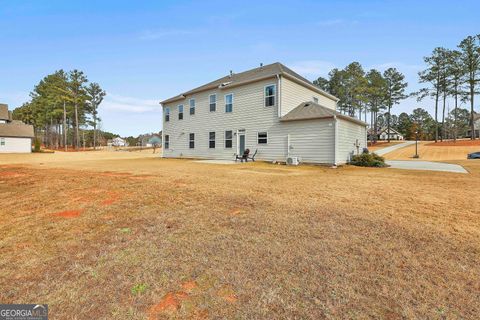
[280,101,366,126]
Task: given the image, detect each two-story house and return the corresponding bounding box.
[160,62,366,165]
[0,103,34,153]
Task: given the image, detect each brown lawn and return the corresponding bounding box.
[384,141,480,161]
[0,151,479,319]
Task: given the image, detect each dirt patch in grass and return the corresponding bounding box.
[53,209,84,218]
[1,156,479,319]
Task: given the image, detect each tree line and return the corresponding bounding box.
[314,62,408,143]
[416,34,480,142]
[314,34,480,142]
[13,70,107,150]
[377,107,471,141]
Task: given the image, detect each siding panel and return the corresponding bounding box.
[280,77,336,116]
[337,119,367,164]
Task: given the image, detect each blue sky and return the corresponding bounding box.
[1,0,479,136]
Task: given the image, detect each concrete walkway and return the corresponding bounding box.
[386,160,468,174]
[374,141,415,156]
[193,159,239,165]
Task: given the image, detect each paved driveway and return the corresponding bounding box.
[373,141,468,174]
[374,141,415,156]
[386,160,468,174]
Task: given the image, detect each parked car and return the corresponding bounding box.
[467,152,480,159]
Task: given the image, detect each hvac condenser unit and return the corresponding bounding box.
[286,156,300,166]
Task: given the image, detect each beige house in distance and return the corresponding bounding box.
[0,104,34,153]
[160,63,367,165]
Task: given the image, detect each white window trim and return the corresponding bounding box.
[165,107,170,122]
[178,104,184,119]
[189,98,195,115]
[264,84,276,107]
[257,131,268,145]
[209,94,217,112]
[164,135,170,149]
[224,130,233,149]
[224,93,234,113]
[209,131,216,149]
[189,133,195,149]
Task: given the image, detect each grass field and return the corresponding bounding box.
[384,141,480,161]
[1,151,479,319]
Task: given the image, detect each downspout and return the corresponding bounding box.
[333,115,338,167]
[276,74,282,117]
[160,103,165,158]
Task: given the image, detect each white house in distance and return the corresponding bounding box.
[160,62,367,165]
[0,103,34,153]
[377,127,404,141]
[108,137,127,147]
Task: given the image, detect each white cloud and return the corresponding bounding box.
[288,60,336,78]
[139,29,196,40]
[100,94,161,114]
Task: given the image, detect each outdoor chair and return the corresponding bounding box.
[235,148,250,162]
[248,149,258,162]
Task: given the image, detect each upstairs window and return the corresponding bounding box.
[164,135,170,149]
[313,97,319,104]
[189,133,195,149]
[178,105,184,120]
[225,130,233,148]
[265,85,276,107]
[225,94,233,113]
[209,132,215,148]
[165,107,170,122]
[0,138,5,146]
[189,99,195,115]
[258,132,268,144]
[209,94,217,112]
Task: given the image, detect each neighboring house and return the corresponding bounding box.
[467,112,480,138]
[108,137,127,147]
[0,103,34,153]
[377,127,404,141]
[160,62,367,165]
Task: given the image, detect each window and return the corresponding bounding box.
[189,133,195,149]
[265,85,276,107]
[165,107,170,122]
[164,135,170,149]
[209,131,215,148]
[178,105,184,120]
[313,97,319,104]
[225,130,233,148]
[258,132,268,144]
[189,99,195,115]
[0,138,5,146]
[225,94,233,113]
[209,94,216,112]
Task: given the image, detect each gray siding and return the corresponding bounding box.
[280,77,336,116]
[336,118,367,164]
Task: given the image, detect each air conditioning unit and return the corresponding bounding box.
[286,156,300,165]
